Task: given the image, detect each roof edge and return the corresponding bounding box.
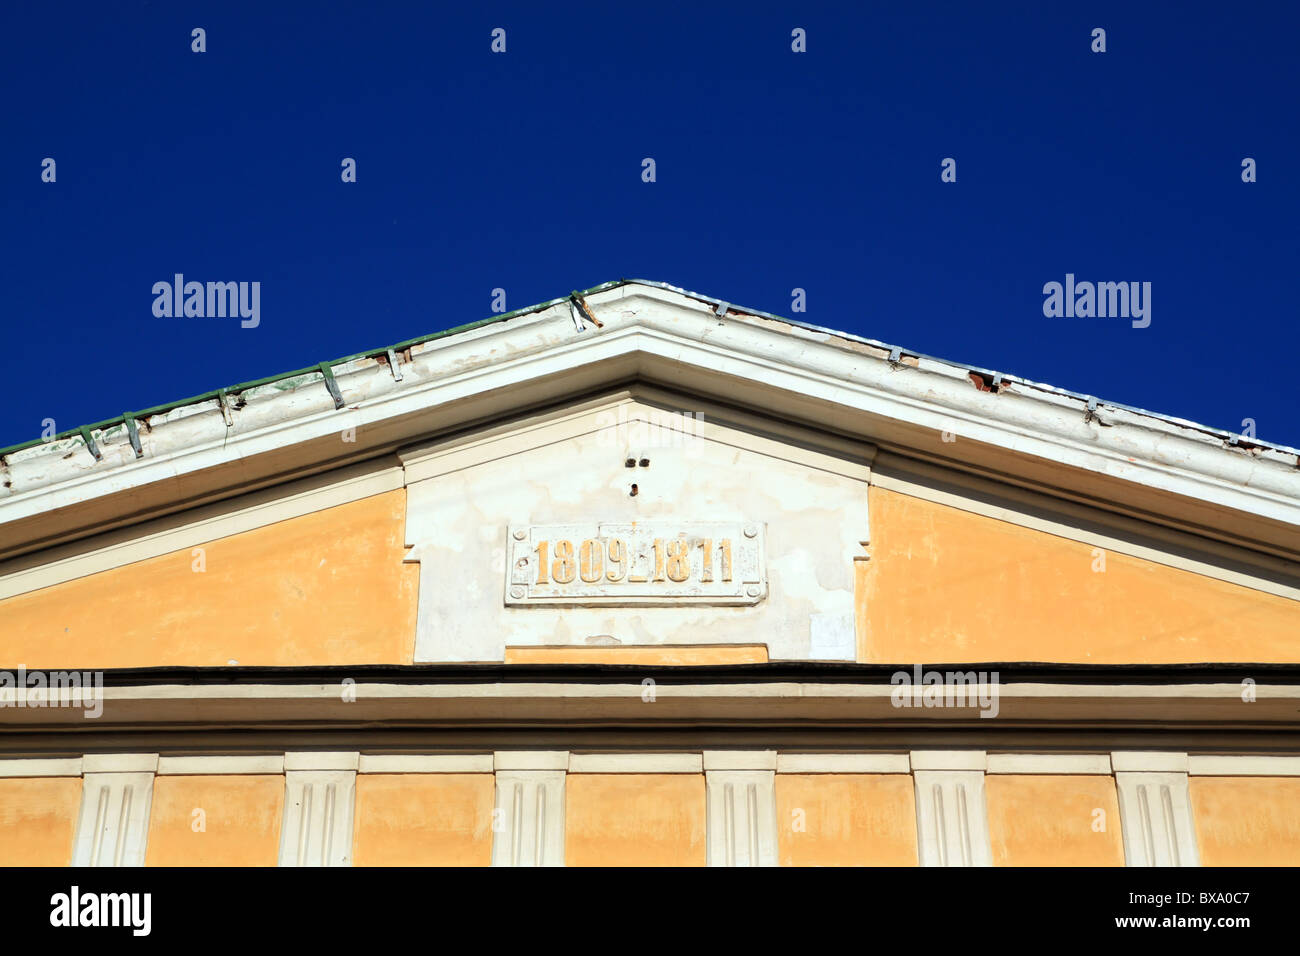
[4,278,1297,463]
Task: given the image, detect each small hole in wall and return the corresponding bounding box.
[638,458,650,467]
[630,483,638,496]
[624,458,636,467]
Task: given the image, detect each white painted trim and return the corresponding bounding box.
[913,770,992,867]
[0,458,403,600]
[776,753,910,774]
[82,753,159,774]
[568,753,703,774]
[494,751,569,771]
[0,757,83,777]
[1187,755,1300,776]
[491,770,566,866]
[156,755,284,775]
[6,284,1297,572]
[358,754,493,774]
[910,750,987,771]
[72,771,155,867]
[284,751,360,772]
[705,769,778,866]
[278,769,357,867]
[1115,771,1199,867]
[986,754,1112,775]
[1111,751,1189,773]
[703,750,777,771]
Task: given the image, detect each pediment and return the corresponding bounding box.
[2,281,1297,568]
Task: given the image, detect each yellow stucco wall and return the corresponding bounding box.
[775,773,918,866]
[145,774,283,866]
[353,773,495,866]
[860,486,1300,663]
[0,490,418,668]
[1190,776,1300,866]
[985,774,1124,866]
[565,774,706,866]
[0,776,81,866]
[505,646,768,665]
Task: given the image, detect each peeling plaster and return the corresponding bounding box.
[402,400,869,663]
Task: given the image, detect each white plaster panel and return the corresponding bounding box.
[405,400,869,662]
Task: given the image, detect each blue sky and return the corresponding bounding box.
[3,1,1297,451]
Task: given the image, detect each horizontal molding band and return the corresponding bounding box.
[568,753,703,773]
[1187,755,1300,776]
[986,753,1112,774]
[776,753,910,773]
[157,755,285,775]
[358,754,493,773]
[0,757,83,777]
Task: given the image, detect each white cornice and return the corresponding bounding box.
[775,753,910,773]
[357,754,493,773]
[2,283,1297,563]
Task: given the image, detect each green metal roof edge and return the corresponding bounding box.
[0,279,627,460]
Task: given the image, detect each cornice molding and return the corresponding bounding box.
[2,284,1296,566]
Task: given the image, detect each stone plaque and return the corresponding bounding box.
[505,521,766,606]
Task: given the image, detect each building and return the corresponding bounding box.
[1,279,1297,867]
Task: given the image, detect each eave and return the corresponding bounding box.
[2,281,1298,565]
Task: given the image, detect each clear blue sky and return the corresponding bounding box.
[3,1,1297,451]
